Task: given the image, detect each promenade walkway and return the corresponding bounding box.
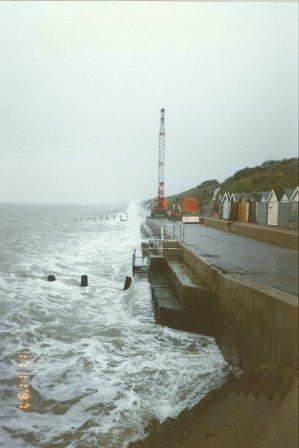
[153,219,298,296]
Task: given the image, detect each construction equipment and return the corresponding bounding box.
[151,108,168,218]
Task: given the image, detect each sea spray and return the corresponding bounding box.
[126,200,144,247]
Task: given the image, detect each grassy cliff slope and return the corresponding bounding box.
[144,158,298,208]
[219,158,298,198]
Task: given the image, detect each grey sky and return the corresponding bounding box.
[0,2,298,204]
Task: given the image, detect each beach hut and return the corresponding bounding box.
[229,193,242,222]
[217,193,223,218]
[172,203,182,217]
[248,192,260,224]
[257,191,270,226]
[288,187,299,230]
[238,193,251,223]
[267,189,278,226]
[222,192,231,220]
[278,188,294,228]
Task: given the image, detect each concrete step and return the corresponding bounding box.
[196,370,296,448]
[197,373,255,426]
[206,374,274,447]
[128,368,298,448]
[165,257,214,314]
[149,255,166,273]
[148,256,214,335]
[149,272,170,288]
[183,380,242,437]
[255,377,298,448]
[243,370,297,447]
[163,240,180,258]
[151,286,214,335]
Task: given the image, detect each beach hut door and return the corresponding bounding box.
[223,201,230,220]
[267,201,278,226]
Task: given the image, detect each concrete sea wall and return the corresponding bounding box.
[180,243,298,368]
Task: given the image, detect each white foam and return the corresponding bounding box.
[0,203,227,447]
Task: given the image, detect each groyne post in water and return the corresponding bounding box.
[81,275,88,287]
[47,275,56,282]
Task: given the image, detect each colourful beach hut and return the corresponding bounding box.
[266,189,278,226]
[257,191,270,226]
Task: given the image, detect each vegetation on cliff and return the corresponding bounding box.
[144,157,298,208]
[166,179,220,207]
[219,158,298,198]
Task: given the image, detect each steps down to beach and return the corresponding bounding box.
[129,367,298,448]
[149,255,214,336]
[165,256,214,314]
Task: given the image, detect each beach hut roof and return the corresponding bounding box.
[242,193,252,202]
[267,189,278,202]
[290,186,299,202]
[259,191,271,202]
[231,192,242,202]
[281,188,295,201]
[251,192,261,201]
[221,192,230,202]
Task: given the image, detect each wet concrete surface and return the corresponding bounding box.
[153,220,298,296]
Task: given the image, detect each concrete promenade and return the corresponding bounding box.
[199,217,298,250]
[157,220,298,296]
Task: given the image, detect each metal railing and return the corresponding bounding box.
[160,223,185,243]
[132,248,150,275]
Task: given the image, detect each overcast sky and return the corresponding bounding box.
[0,1,298,204]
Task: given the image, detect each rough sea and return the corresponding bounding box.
[0,201,226,448]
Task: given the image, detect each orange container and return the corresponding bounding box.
[182,197,199,213]
[161,198,168,209]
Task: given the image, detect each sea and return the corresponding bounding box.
[0,201,227,448]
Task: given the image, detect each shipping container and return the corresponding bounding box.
[182,197,199,213]
[161,198,168,209]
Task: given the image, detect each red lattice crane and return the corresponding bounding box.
[157,108,166,209]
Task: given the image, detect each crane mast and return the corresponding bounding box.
[157,108,166,209]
